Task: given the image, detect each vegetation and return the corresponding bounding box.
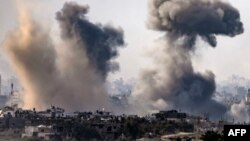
[72,124,101,141]
[201,131,224,141]
[121,117,194,139]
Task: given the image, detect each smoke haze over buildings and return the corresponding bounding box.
[0,0,248,121]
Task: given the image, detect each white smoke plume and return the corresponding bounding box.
[228,100,250,123]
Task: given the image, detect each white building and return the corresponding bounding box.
[37,106,65,118]
[22,125,55,140]
[0,105,16,117]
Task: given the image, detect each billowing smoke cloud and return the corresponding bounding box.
[56,3,124,79]
[131,0,244,119]
[148,0,243,47]
[3,2,124,111]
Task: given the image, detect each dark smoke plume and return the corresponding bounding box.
[3,2,124,111]
[56,2,125,78]
[131,0,244,119]
[148,0,244,47]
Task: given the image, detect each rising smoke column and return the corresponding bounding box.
[3,7,57,108]
[3,2,124,111]
[56,2,124,79]
[131,0,244,119]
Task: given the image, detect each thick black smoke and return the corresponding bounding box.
[3,2,125,111]
[132,0,244,119]
[148,0,244,47]
[56,2,125,78]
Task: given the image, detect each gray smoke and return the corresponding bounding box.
[3,2,124,111]
[148,0,243,47]
[131,0,244,119]
[56,2,124,79]
[229,100,250,123]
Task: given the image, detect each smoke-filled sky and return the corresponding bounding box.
[0,0,249,83]
[0,0,249,82]
[0,0,249,120]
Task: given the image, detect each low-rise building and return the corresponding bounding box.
[22,125,55,140]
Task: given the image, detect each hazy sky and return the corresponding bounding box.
[0,0,249,83]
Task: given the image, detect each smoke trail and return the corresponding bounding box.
[131,0,244,119]
[3,2,124,111]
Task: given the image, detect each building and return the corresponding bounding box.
[22,125,55,140]
[0,95,8,108]
[153,110,187,121]
[37,106,65,118]
[0,116,25,129]
[245,89,250,105]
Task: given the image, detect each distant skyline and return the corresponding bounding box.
[0,0,249,83]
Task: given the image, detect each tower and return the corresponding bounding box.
[0,74,1,95]
[245,89,250,105]
[10,83,14,96]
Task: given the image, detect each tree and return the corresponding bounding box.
[201,131,223,141]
